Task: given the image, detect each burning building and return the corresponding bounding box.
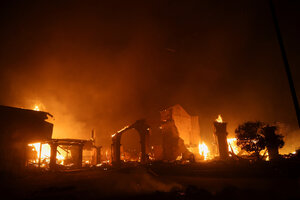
[109,105,202,164]
[0,105,103,173]
[0,105,53,173]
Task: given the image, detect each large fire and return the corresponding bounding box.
[227,138,240,155]
[196,138,242,161]
[28,143,65,166]
[227,137,271,160]
[27,105,275,167]
[198,142,209,160]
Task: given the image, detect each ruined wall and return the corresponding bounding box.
[160,104,200,161]
[171,105,192,146]
[161,104,200,147]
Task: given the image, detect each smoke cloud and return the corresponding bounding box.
[0,0,299,150]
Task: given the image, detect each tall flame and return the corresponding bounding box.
[198,142,209,160]
[28,143,65,165]
[216,114,223,123]
[227,138,239,155]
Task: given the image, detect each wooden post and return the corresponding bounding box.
[78,144,83,168]
[38,143,42,168]
[214,122,229,160]
[96,146,101,164]
[50,143,57,170]
[112,136,121,166]
[140,133,146,164]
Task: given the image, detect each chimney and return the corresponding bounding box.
[213,115,229,160]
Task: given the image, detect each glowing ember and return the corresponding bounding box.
[215,114,223,123]
[33,105,40,111]
[265,151,269,161]
[112,125,130,138]
[198,142,209,160]
[259,149,270,161]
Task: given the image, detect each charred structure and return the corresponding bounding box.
[111,119,150,166]
[214,117,229,160]
[160,105,200,161]
[47,138,101,170]
[0,105,103,172]
[0,105,53,173]
[111,105,201,163]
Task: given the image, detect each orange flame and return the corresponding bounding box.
[112,125,129,138]
[198,142,209,160]
[216,114,223,123]
[227,138,239,155]
[28,143,65,165]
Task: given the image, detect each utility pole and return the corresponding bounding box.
[270,0,300,128]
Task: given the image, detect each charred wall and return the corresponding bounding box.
[160,104,200,161]
[161,104,200,147]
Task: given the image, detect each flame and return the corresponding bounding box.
[265,151,269,161]
[259,149,270,161]
[198,142,209,160]
[33,105,40,111]
[112,125,130,138]
[176,154,183,160]
[227,138,240,155]
[227,138,270,160]
[216,114,223,123]
[28,142,65,165]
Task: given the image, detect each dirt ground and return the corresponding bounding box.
[0,162,299,200]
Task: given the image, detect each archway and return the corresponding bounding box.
[121,129,140,161]
[111,119,150,166]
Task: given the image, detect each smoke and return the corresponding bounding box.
[0,0,299,151]
[280,129,300,154]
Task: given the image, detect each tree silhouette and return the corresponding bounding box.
[235,121,285,160]
[235,121,266,159]
[261,125,284,160]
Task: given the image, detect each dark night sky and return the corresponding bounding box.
[0,0,299,151]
